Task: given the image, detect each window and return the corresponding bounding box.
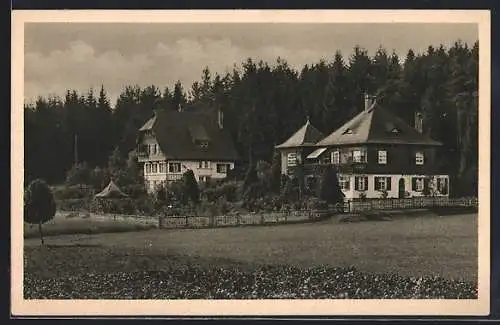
[343,128,353,135]
[159,162,166,173]
[217,163,229,174]
[354,176,368,191]
[331,151,340,164]
[151,163,158,174]
[199,161,211,169]
[352,150,367,163]
[199,175,212,183]
[412,177,424,192]
[437,177,449,195]
[374,176,392,191]
[199,141,209,148]
[338,175,350,190]
[168,162,181,173]
[415,152,424,165]
[287,152,297,167]
[145,163,151,174]
[321,154,331,165]
[378,150,387,165]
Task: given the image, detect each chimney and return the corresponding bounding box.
[415,112,423,134]
[218,108,224,129]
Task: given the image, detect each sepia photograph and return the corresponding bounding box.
[11,10,491,316]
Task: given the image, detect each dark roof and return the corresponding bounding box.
[139,108,239,161]
[317,103,442,147]
[275,119,325,149]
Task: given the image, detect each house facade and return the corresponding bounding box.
[275,118,325,175]
[276,95,449,199]
[137,106,239,193]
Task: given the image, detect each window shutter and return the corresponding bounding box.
[364,177,368,191]
[443,178,449,195]
[374,177,380,190]
[386,177,392,191]
[354,177,359,191]
[412,178,417,191]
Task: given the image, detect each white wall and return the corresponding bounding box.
[143,160,235,192]
[339,174,450,200]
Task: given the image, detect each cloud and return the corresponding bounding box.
[24,37,333,106]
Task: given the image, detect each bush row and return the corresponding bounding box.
[24,265,477,299]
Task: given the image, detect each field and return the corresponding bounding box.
[24,212,478,299]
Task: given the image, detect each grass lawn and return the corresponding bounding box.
[25,213,477,282]
[24,212,156,239]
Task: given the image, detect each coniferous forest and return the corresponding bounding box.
[24,41,479,197]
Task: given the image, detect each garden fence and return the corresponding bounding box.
[344,196,478,213]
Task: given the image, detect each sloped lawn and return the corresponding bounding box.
[23,213,478,299]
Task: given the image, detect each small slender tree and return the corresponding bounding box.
[24,179,56,245]
[182,169,200,205]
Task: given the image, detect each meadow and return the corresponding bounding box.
[23,212,478,299]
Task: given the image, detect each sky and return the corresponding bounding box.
[24,23,478,106]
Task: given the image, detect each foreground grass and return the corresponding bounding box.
[24,245,476,299]
[24,213,477,299]
[27,213,477,281]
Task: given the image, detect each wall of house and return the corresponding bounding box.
[280,148,298,175]
[316,144,442,175]
[338,173,450,200]
[137,136,166,163]
[143,159,235,193]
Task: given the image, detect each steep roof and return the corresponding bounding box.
[138,108,239,161]
[317,103,442,147]
[95,180,128,198]
[275,119,325,149]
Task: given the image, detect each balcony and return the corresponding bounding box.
[166,174,183,182]
[288,162,369,176]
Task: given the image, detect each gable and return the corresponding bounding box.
[139,109,239,161]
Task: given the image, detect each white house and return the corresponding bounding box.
[137,106,239,193]
[276,95,450,199]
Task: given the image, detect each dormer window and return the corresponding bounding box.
[391,128,400,134]
[378,150,387,164]
[343,128,353,135]
[200,141,209,148]
[415,152,424,165]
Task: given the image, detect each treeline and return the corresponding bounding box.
[24,40,479,196]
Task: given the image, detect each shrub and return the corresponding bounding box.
[242,163,259,191]
[168,180,187,205]
[65,162,92,186]
[53,184,93,200]
[281,177,299,203]
[121,184,148,199]
[305,197,329,210]
[317,166,345,205]
[182,170,200,205]
[24,179,56,245]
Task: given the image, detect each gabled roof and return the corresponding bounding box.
[275,119,325,149]
[95,180,128,198]
[138,108,239,161]
[317,103,442,147]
